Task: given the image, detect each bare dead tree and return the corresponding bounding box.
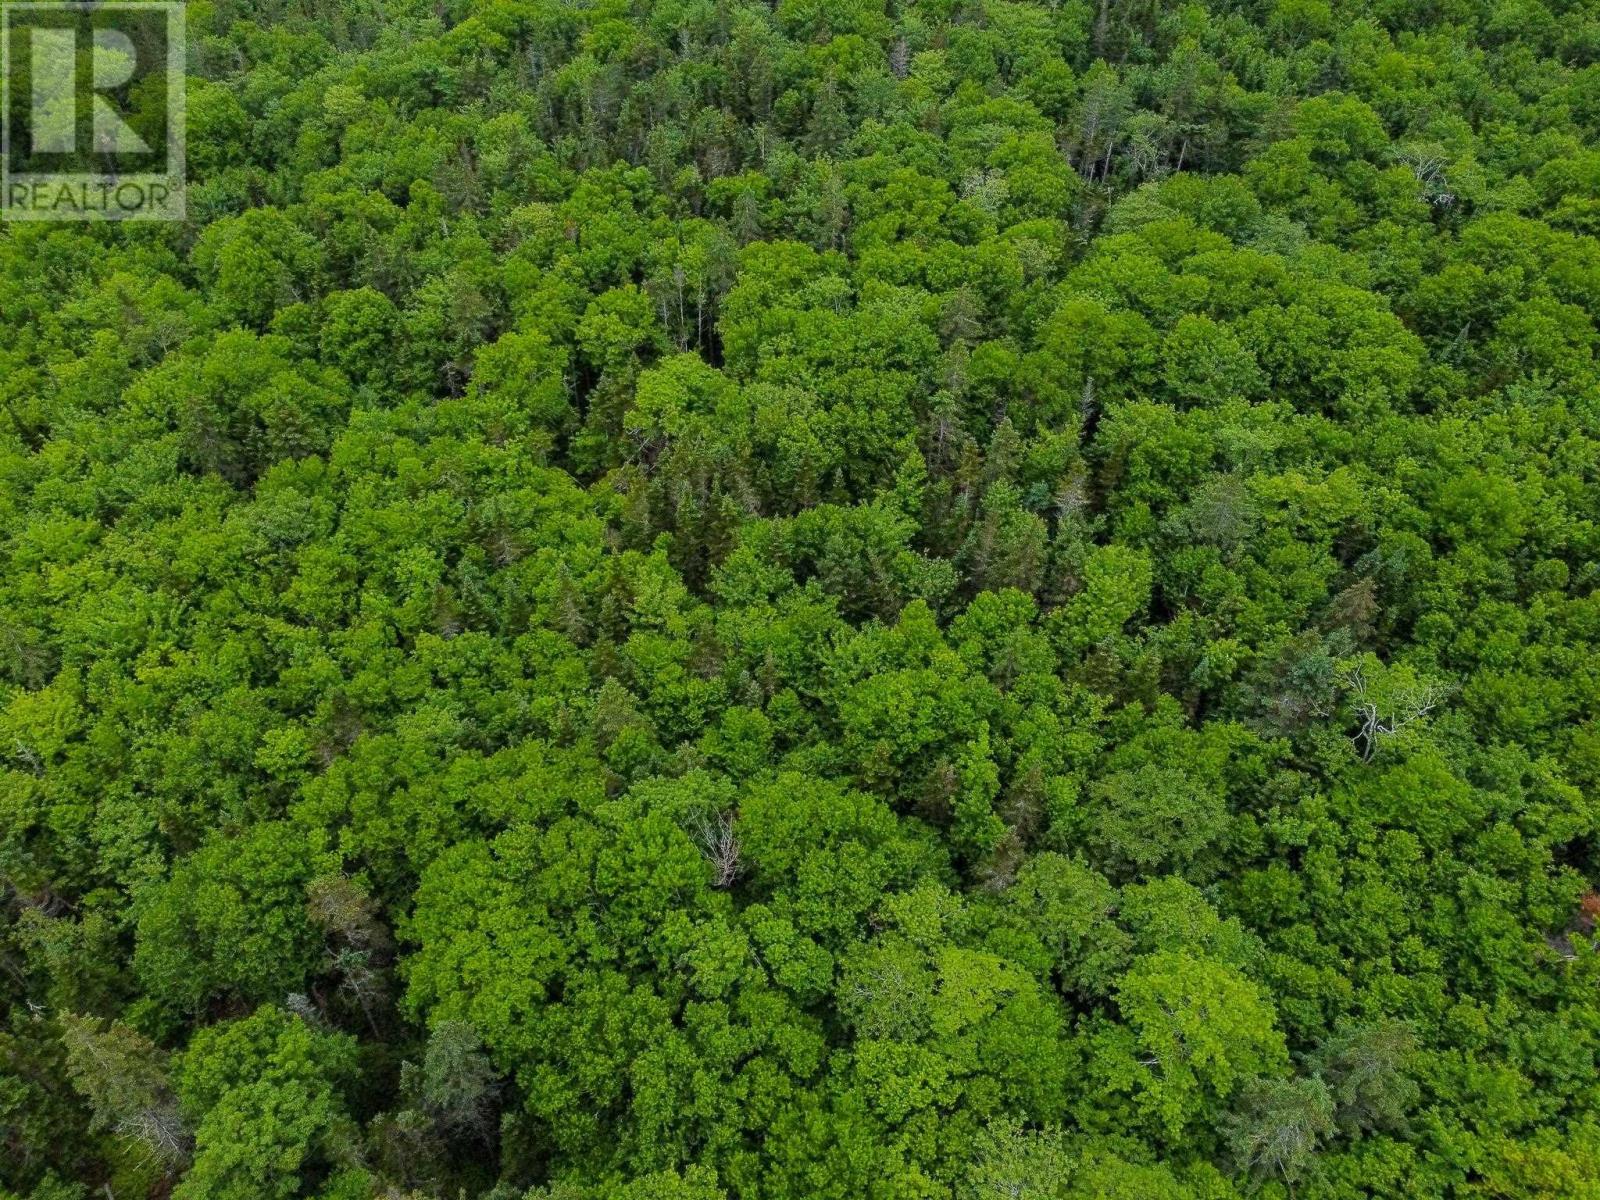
[1393,144,1456,207]
[116,1105,191,1167]
[1343,664,1449,762]
[889,37,910,80]
[692,810,741,888]
[60,1014,191,1171]
[307,874,394,1032]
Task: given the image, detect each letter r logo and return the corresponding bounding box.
[28,24,150,154]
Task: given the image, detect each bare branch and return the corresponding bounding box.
[691,810,740,888]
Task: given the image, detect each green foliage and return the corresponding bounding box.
[173,1007,358,1200]
[1103,951,1289,1139]
[132,823,333,1020]
[4,0,1600,1195]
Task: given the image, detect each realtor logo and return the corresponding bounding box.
[2,1,184,220]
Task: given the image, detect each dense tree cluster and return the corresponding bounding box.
[4,0,1600,1195]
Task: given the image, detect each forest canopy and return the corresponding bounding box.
[4,0,1600,1196]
